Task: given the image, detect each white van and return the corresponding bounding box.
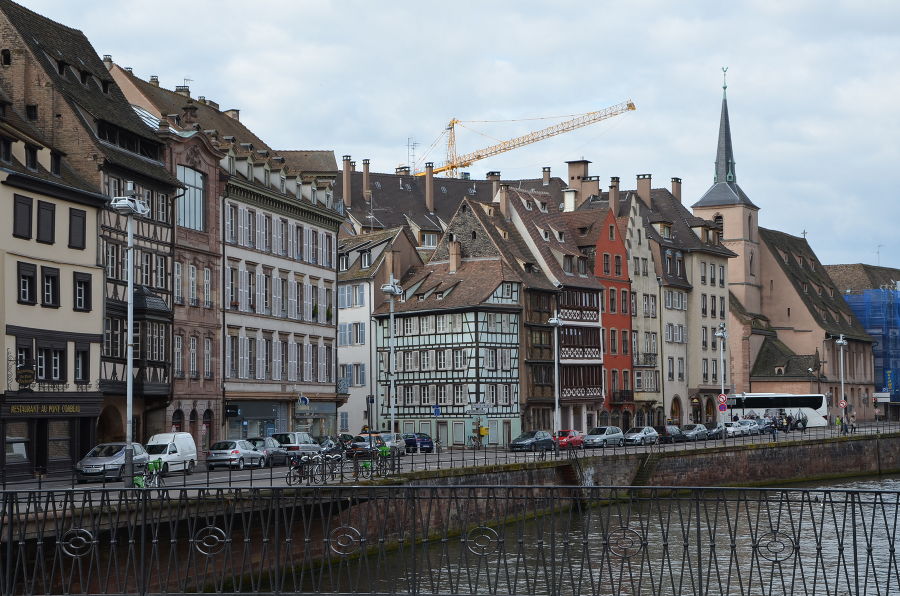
[145,432,198,474]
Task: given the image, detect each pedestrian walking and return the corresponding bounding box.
[850,413,857,434]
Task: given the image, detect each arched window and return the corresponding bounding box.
[1,49,10,66]
[171,409,184,432]
[747,214,753,241]
[749,251,754,276]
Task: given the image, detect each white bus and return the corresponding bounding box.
[729,393,829,428]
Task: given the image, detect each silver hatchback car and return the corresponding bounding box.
[206,440,265,471]
[583,426,625,448]
[75,443,149,483]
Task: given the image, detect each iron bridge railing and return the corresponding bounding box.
[1,485,899,595]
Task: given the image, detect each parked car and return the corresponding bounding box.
[624,427,659,446]
[509,430,555,451]
[711,422,743,438]
[681,424,709,441]
[145,432,198,475]
[347,433,386,458]
[583,426,625,448]
[737,419,761,436]
[75,443,149,483]
[554,430,585,449]
[379,432,407,454]
[271,431,321,456]
[402,433,435,453]
[206,440,265,470]
[653,425,688,444]
[247,436,289,467]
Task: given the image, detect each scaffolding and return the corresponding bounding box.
[844,289,900,418]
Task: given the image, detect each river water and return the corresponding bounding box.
[306,476,900,595]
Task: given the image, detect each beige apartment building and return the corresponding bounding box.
[0,92,106,479]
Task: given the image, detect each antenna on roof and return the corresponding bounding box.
[877,244,884,266]
[407,137,419,171]
[183,77,193,87]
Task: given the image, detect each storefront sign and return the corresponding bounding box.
[9,403,81,414]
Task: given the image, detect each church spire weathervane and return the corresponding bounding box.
[722,66,728,97]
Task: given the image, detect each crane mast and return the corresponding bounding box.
[418,100,636,177]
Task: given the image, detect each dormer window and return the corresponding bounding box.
[246,161,253,178]
[360,251,371,269]
[661,224,672,239]
[25,146,37,170]
[26,104,37,121]
[539,201,547,212]
[557,230,564,241]
[264,168,270,186]
[50,152,61,176]
[422,232,437,248]
[280,177,286,192]
[227,155,235,174]
[338,255,348,271]
[577,258,587,275]
[541,228,549,241]
[563,255,573,274]
[1,138,11,162]
[609,225,615,241]
[56,60,66,75]
[101,80,110,94]
[80,71,90,85]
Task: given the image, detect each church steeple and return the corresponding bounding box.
[714,67,736,184]
[691,69,757,209]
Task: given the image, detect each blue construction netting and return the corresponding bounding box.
[844,289,900,399]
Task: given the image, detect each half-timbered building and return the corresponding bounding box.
[0,1,180,443]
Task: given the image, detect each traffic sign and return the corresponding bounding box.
[718,404,728,413]
[839,399,847,409]
[717,394,728,405]
[433,405,441,417]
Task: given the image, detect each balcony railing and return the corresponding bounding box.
[558,307,599,322]
[632,352,657,367]
[609,389,635,404]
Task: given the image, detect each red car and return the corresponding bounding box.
[554,430,585,449]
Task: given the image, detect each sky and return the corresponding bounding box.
[22,0,900,268]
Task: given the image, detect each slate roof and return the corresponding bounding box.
[279,150,338,174]
[0,1,174,185]
[335,169,567,233]
[750,336,819,379]
[133,285,171,314]
[338,227,415,282]
[825,264,900,293]
[759,227,871,341]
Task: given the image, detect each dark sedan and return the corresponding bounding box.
[402,433,435,453]
[509,430,555,452]
[247,436,289,467]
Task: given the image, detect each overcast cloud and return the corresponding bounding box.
[23,0,900,268]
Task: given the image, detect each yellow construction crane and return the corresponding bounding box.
[415,100,636,178]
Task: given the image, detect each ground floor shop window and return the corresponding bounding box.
[5,421,30,465]
[48,420,71,462]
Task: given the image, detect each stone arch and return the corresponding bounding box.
[189,409,199,443]
[670,395,683,425]
[705,398,716,424]
[621,410,632,430]
[96,405,124,443]
[654,407,665,426]
[172,409,184,433]
[635,409,645,427]
[202,409,214,450]
[599,411,610,426]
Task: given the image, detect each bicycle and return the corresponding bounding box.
[468,434,483,450]
[142,459,165,488]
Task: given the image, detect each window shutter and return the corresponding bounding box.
[225,205,233,242]
[68,208,86,249]
[272,272,281,317]
[224,335,232,378]
[255,273,263,314]
[304,282,311,320]
[256,336,264,380]
[237,208,245,245]
[318,232,324,266]
[305,343,312,381]
[359,324,366,345]
[318,286,326,323]
[13,195,32,239]
[273,339,281,380]
[274,222,281,255]
[288,280,296,319]
[225,270,232,308]
[287,223,294,259]
[256,212,263,250]
[303,228,310,262]
[318,345,325,381]
[240,336,248,378]
[396,351,403,372]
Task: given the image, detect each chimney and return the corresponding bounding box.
[581,176,600,202]
[384,249,396,283]
[460,172,470,180]
[395,166,410,175]
[425,162,435,212]
[224,108,240,121]
[671,177,682,202]
[175,85,190,97]
[487,171,501,198]
[149,75,160,87]
[102,54,112,70]
[207,99,219,110]
[197,96,206,104]
[497,183,509,218]
[342,155,352,210]
[563,188,577,213]
[609,177,620,216]
[566,159,590,195]
[448,241,461,274]
[157,118,170,133]
[636,174,652,205]
[125,67,133,73]
[362,159,370,200]
[542,166,551,186]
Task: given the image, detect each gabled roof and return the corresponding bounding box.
[750,336,819,379]
[824,263,900,293]
[506,187,602,290]
[759,227,870,341]
[338,227,417,282]
[0,2,178,185]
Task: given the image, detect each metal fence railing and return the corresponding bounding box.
[3,421,900,491]
[2,485,899,595]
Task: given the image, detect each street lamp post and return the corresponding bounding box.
[836,334,848,431]
[714,323,728,444]
[381,275,403,436]
[110,182,150,487]
[548,313,563,437]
